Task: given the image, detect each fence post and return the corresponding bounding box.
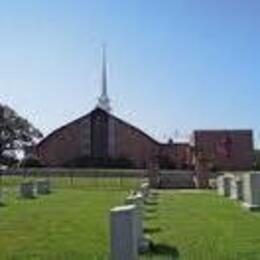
[70,171,74,186]
[120,176,123,189]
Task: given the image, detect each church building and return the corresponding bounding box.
[33,49,254,171]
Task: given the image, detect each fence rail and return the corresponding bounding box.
[0,169,147,201]
[2,168,148,178]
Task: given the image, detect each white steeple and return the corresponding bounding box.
[97,45,111,113]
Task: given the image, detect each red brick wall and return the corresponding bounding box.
[34,109,253,171]
[35,109,159,168]
[158,143,192,169]
[159,144,175,162]
[174,143,192,168]
[109,116,159,168]
[35,115,91,166]
[193,130,254,170]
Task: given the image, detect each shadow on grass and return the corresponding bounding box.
[250,207,260,213]
[150,191,160,196]
[146,208,157,214]
[142,243,179,259]
[0,202,6,207]
[144,227,162,234]
[144,215,157,221]
[145,201,158,206]
[17,196,37,200]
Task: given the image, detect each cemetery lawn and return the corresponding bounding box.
[2,183,260,260]
[0,186,128,260]
[143,190,260,260]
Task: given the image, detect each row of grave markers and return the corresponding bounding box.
[20,179,52,198]
[110,182,150,260]
[0,179,51,205]
[217,172,260,210]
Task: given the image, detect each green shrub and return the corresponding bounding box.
[63,156,134,169]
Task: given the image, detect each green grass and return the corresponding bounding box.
[0,175,141,190]
[2,177,260,260]
[143,190,260,260]
[0,177,138,260]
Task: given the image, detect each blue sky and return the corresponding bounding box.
[0,0,260,145]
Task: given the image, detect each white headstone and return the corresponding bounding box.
[110,205,138,260]
[217,176,225,196]
[140,182,149,198]
[230,177,243,200]
[217,175,231,197]
[243,172,260,209]
[125,193,146,251]
[20,181,35,199]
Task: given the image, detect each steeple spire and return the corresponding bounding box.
[97,44,111,113]
[102,45,107,97]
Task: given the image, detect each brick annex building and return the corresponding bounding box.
[32,51,254,171]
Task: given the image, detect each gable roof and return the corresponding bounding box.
[37,107,161,148]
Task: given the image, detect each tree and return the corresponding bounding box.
[0,104,43,165]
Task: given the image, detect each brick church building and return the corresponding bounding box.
[32,50,254,171]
